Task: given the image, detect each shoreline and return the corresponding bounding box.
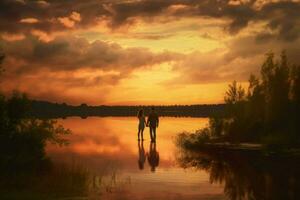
[184,142,300,156]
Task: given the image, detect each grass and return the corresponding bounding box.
[0,161,90,200]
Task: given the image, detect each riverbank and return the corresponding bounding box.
[182,142,300,156]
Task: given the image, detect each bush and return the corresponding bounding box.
[176,128,210,149]
[0,92,71,173]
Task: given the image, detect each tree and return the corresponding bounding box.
[260,51,290,128]
[291,65,300,110]
[223,81,247,142]
[224,81,245,105]
[0,51,4,75]
[290,64,300,140]
[0,52,70,172]
[182,51,300,146]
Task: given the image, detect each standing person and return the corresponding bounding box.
[146,107,159,142]
[137,109,146,141]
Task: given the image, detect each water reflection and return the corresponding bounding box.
[46,117,227,199]
[147,142,160,172]
[50,117,207,171]
[138,141,146,170]
[176,149,300,200]
[137,141,160,172]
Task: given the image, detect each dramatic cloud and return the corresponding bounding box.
[1,0,300,104]
[0,35,181,104]
[166,49,262,85]
[1,36,180,74]
[1,0,300,41]
[167,35,300,85]
[58,12,81,28]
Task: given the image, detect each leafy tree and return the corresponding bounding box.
[223,81,247,142]
[291,64,300,112]
[261,52,290,128]
[224,80,246,105]
[290,63,300,142]
[180,51,300,147]
[0,51,70,172]
[0,51,4,74]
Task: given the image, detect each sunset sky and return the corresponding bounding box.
[1,0,300,105]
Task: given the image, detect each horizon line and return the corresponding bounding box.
[31,99,225,107]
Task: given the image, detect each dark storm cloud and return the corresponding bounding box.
[0,0,106,33]
[257,1,300,41]
[94,0,256,33]
[1,0,300,41]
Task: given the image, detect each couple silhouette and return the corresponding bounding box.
[137,107,159,142]
[138,141,159,172]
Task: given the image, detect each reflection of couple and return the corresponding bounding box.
[138,141,159,172]
[137,107,159,142]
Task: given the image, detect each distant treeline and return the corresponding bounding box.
[29,100,225,118]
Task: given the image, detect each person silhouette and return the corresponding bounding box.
[137,109,146,141]
[147,141,159,172]
[146,107,159,142]
[138,140,146,170]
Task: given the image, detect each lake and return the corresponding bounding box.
[47,117,225,199]
[47,117,300,200]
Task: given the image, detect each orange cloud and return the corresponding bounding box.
[20,18,39,24]
[58,12,81,28]
[1,33,25,41]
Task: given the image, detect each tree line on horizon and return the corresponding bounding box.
[29,100,225,118]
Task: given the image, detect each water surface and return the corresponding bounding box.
[45,117,300,200]
[48,117,226,199]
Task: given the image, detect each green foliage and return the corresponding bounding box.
[0,161,90,200]
[6,92,30,125]
[0,50,93,199]
[221,51,300,145]
[209,116,224,138]
[291,64,300,109]
[179,51,300,148]
[0,51,75,196]
[224,80,246,104]
[176,130,210,149]
[0,54,70,173]
[0,92,71,172]
[0,51,4,75]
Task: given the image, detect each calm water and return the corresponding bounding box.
[47,117,300,200]
[48,117,226,199]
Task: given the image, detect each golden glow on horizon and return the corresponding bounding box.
[0,6,270,105]
[49,117,209,162]
[106,64,228,105]
[68,18,231,105]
